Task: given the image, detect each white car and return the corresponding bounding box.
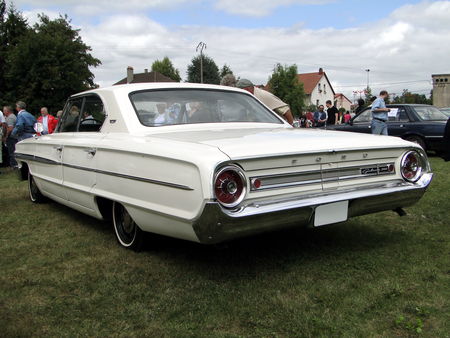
[15,83,433,250]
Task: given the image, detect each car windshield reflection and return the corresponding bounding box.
[414,106,447,121]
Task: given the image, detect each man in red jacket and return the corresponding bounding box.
[37,107,58,134]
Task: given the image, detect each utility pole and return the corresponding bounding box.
[196,42,207,83]
[365,69,370,89]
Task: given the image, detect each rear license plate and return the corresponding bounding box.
[314,201,349,227]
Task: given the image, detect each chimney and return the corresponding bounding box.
[127,66,134,84]
[144,68,148,73]
[319,67,323,75]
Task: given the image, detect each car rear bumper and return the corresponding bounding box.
[192,173,433,244]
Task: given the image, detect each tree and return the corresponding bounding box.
[392,89,432,105]
[0,2,30,103]
[186,54,220,84]
[4,14,101,113]
[364,86,373,106]
[151,56,181,82]
[220,64,233,79]
[267,63,305,117]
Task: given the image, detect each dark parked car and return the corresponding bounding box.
[327,104,448,152]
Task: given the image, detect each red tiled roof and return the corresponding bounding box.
[114,71,175,85]
[335,93,352,103]
[297,72,323,94]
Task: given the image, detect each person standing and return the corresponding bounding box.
[370,90,390,135]
[354,98,365,115]
[236,79,295,125]
[37,107,57,135]
[325,100,338,126]
[11,101,36,141]
[0,109,5,167]
[2,106,18,168]
[313,105,327,127]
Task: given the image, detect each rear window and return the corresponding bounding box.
[129,89,282,126]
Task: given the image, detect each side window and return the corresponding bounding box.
[59,98,83,132]
[354,109,372,123]
[397,108,409,122]
[79,95,105,132]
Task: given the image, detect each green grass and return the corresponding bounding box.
[1,158,449,337]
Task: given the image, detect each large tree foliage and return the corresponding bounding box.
[151,56,181,82]
[220,64,233,79]
[392,89,432,104]
[0,2,29,101]
[186,54,220,84]
[1,9,100,114]
[267,63,305,117]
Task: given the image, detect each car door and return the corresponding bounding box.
[61,94,107,210]
[30,99,85,201]
[386,106,411,137]
[348,108,372,134]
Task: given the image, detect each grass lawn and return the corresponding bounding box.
[1,157,449,337]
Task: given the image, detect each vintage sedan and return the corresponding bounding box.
[327,104,447,152]
[15,83,433,250]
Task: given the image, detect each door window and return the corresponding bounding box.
[59,98,83,132]
[79,95,105,132]
[58,95,105,133]
[353,109,372,123]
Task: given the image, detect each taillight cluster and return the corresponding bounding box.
[400,150,425,182]
[214,165,246,208]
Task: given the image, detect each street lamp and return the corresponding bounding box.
[365,69,370,89]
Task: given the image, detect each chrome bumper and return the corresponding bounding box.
[192,173,433,244]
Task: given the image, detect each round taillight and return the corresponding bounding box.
[214,166,246,208]
[401,151,424,182]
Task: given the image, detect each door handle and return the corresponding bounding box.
[53,145,63,151]
[84,148,96,156]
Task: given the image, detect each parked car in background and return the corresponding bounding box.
[439,107,450,117]
[327,104,447,152]
[15,84,433,250]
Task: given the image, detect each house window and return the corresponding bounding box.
[324,84,326,94]
[318,83,321,93]
[316,99,319,106]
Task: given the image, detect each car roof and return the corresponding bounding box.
[70,82,247,98]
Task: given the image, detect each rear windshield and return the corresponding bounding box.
[413,106,448,121]
[129,89,283,126]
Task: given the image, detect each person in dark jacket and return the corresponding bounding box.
[354,98,365,115]
[325,100,338,125]
[442,117,450,161]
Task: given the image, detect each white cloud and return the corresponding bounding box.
[215,0,334,17]
[14,1,450,99]
[22,8,61,25]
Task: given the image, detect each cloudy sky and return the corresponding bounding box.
[15,0,450,101]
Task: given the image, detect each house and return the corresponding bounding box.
[334,93,352,112]
[114,66,175,85]
[297,68,335,108]
[432,73,450,108]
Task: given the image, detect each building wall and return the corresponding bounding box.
[308,77,335,108]
[335,96,352,112]
[432,74,450,108]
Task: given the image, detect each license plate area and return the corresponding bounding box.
[314,200,349,227]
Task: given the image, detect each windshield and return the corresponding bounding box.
[129,89,283,126]
[413,106,448,121]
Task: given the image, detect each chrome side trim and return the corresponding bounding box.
[15,152,193,191]
[15,153,60,165]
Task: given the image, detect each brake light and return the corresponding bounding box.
[401,151,424,182]
[214,165,246,208]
